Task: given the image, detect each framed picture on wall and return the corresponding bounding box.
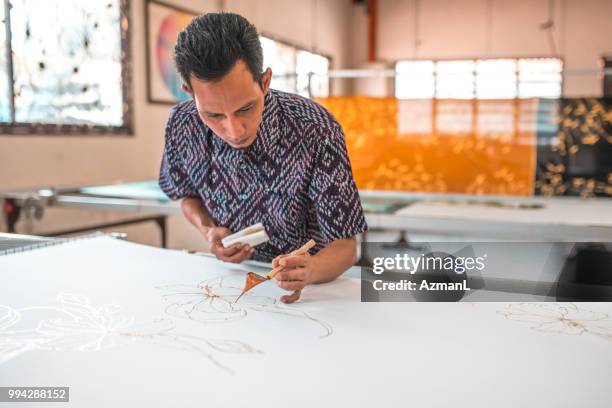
[145,0,198,104]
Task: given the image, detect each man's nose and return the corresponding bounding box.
[225,116,245,140]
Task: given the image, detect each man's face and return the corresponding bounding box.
[184,60,272,149]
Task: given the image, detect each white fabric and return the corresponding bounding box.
[1,236,611,407]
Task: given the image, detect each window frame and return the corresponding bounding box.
[0,0,133,136]
[260,31,332,98]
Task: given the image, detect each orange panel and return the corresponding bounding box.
[316,96,537,196]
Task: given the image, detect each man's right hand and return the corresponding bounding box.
[205,227,254,263]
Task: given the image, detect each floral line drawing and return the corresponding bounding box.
[497,302,612,341]
[156,276,333,338]
[0,293,261,375]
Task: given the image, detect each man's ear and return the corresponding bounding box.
[261,68,272,94]
[182,83,193,97]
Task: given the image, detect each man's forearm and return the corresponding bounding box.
[310,237,358,284]
[181,197,216,235]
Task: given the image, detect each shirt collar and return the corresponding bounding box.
[248,90,282,156]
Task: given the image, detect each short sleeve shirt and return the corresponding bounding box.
[159,89,367,261]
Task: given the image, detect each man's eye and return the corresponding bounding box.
[239,105,253,113]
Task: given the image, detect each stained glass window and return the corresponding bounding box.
[0,1,9,122]
[1,0,131,133]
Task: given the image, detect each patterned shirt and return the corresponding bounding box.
[159,89,367,261]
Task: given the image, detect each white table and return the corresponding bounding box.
[3,183,612,242]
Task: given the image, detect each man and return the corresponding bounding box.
[159,12,366,303]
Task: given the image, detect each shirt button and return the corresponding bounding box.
[240,161,247,170]
[240,193,248,200]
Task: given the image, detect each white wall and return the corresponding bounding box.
[0,0,352,249]
[351,0,612,96]
[225,0,351,66]
[224,0,352,94]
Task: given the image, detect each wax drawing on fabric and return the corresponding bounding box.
[156,275,333,338]
[497,303,612,341]
[0,293,261,375]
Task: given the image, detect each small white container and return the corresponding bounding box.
[221,222,270,248]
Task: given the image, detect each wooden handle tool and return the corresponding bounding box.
[234,239,316,303]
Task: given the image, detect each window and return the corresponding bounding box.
[0,1,9,122]
[396,57,562,136]
[396,57,563,99]
[0,0,132,135]
[396,60,434,99]
[518,58,562,98]
[436,60,475,99]
[476,59,517,99]
[261,35,330,98]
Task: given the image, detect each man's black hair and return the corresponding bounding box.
[174,12,263,89]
